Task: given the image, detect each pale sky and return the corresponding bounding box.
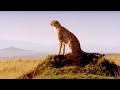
[0,11,120,53]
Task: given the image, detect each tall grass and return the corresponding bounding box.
[0,58,44,79]
[105,55,120,66]
[0,54,120,79]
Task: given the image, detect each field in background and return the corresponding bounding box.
[0,54,120,79]
[105,54,120,66]
[0,57,45,79]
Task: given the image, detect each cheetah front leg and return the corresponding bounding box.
[62,44,65,55]
[58,41,62,55]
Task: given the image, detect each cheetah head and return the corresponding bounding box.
[50,20,61,27]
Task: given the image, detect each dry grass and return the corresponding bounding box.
[0,54,120,79]
[0,57,45,79]
[105,54,120,66]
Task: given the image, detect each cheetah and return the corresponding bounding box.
[50,19,105,67]
[50,20,105,58]
[50,20,82,55]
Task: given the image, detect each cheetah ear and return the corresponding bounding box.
[55,21,58,24]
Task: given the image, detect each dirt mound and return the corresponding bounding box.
[18,53,120,79]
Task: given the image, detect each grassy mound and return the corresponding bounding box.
[18,54,120,79]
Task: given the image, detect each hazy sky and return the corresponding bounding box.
[0,11,120,53]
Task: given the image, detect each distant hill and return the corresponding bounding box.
[0,40,120,53]
[0,40,49,52]
[0,46,26,52]
[0,47,47,59]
